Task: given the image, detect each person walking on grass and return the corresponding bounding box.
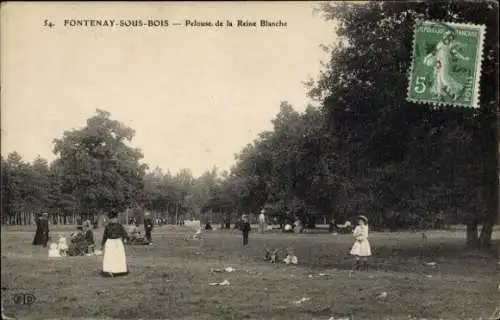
[258,209,266,233]
[83,220,95,253]
[101,210,129,277]
[241,215,251,246]
[144,211,154,245]
[350,215,371,271]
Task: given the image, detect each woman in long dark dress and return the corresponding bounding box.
[32,212,49,247]
[101,211,128,277]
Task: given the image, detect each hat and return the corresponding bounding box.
[357,215,368,223]
[42,212,48,216]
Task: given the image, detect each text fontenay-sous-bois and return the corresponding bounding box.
[60,19,288,28]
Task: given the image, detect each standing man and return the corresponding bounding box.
[258,209,266,233]
[144,211,154,245]
[240,215,251,246]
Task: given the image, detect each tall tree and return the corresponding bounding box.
[312,1,498,247]
[2,152,32,216]
[29,156,52,211]
[52,109,147,219]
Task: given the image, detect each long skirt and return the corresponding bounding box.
[32,229,48,246]
[350,239,372,257]
[102,239,128,276]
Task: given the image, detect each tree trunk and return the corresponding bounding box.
[466,221,479,248]
[478,221,494,248]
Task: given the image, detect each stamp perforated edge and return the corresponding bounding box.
[406,20,487,109]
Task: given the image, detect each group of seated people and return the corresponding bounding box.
[67,221,151,254]
[329,219,353,233]
[124,224,150,245]
[67,220,96,256]
[51,219,153,257]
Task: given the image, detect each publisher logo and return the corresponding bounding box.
[12,293,36,305]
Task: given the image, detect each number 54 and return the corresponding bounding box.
[414,76,426,94]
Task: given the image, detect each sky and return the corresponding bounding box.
[1,2,337,177]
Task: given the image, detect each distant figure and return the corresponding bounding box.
[101,210,129,277]
[234,218,243,230]
[32,212,50,247]
[350,215,372,271]
[329,218,335,232]
[144,211,154,245]
[337,219,353,234]
[83,220,95,253]
[294,219,303,234]
[258,209,267,233]
[125,223,149,245]
[436,210,445,229]
[240,215,251,246]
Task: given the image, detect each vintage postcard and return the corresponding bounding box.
[1,2,498,320]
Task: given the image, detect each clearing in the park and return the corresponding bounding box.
[1,225,498,320]
[407,20,486,108]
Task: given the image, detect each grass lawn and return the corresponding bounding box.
[1,225,499,320]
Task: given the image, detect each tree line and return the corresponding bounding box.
[1,1,497,248]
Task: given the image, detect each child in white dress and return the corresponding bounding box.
[58,234,69,256]
[350,215,371,270]
[48,243,61,258]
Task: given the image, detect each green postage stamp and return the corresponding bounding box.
[407,20,486,108]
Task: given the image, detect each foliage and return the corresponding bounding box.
[307,1,498,245]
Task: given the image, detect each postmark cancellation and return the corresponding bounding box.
[407,20,486,108]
